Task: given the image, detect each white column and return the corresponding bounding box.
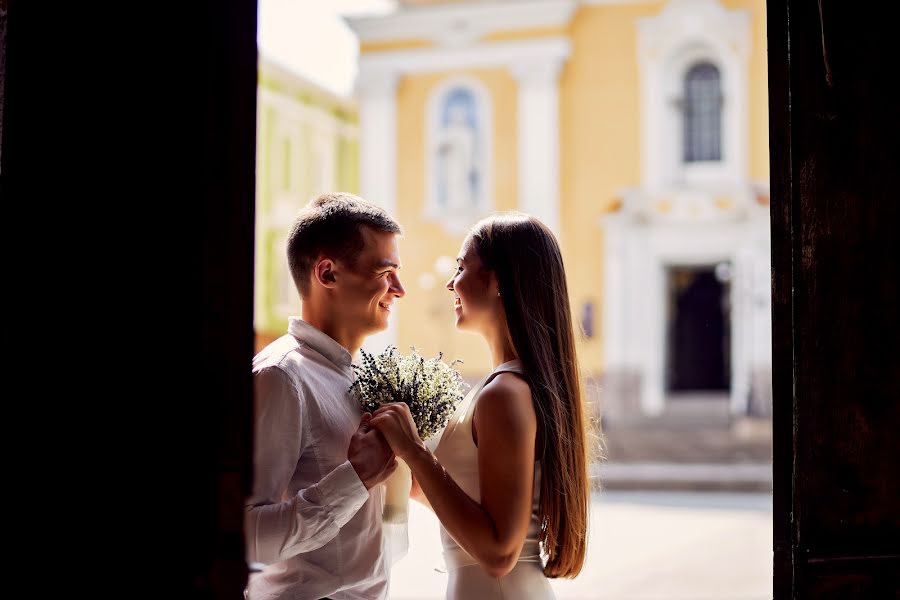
[637,52,665,190]
[642,242,666,417]
[358,70,398,213]
[358,69,400,355]
[512,59,563,238]
[602,216,627,372]
[731,246,753,416]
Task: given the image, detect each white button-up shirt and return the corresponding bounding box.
[246,318,389,600]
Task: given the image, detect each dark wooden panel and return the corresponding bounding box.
[770,0,900,597]
[806,557,900,599]
[2,2,257,597]
[767,0,794,595]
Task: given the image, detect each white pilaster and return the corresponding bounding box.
[358,71,398,213]
[358,70,400,354]
[512,59,563,237]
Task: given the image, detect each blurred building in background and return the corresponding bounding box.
[255,0,772,472]
[254,57,360,348]
[347,0,771,470]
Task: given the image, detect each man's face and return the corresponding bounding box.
[333,227,405,338]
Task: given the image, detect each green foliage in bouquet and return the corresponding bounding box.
[350,346,467,440]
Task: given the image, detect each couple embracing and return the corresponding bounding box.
[247,192,590,600]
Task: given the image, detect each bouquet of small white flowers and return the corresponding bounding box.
[350,346,467,522]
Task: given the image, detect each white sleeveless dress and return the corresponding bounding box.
[432,360,555,599]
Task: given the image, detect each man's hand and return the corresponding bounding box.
[348,413,398,489]
[370,402,427,461]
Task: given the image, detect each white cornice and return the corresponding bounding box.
[637,0,751,59]
[346,0,577,47]
[583,0,657,4]
[358,36,571,77]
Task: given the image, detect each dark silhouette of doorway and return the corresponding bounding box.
[666,266,731,393]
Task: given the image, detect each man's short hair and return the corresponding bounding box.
[287,192,402,296]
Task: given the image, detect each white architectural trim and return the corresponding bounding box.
[358,72,400,354]
[584,0,654,4]
[354,36,570,239]
[425,75,494,233]
[347,1,577,47]
[259,88,350,137]
[359,37,571,76]
[358,73,399,213]
[512,59,564,237]
[637,0,751,191]
[354,35,571,240]
[601,187,771,417]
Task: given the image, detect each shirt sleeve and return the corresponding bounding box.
[244,365,370,565]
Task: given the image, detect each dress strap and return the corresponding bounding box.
[484,359,524,382]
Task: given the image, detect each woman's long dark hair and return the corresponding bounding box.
[469,212,589,578]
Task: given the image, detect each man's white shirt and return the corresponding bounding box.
[246,318,390,600]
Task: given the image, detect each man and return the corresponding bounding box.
[247,192,406,600]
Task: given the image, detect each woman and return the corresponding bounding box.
[371,213,590,599]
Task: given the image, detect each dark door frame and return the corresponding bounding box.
[768,0,900,597]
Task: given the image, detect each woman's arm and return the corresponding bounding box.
[372,374,537,578]
[410,472,433,510]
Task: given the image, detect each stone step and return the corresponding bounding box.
[592,461,773,492]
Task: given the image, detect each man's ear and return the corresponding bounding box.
[313,258,337,289]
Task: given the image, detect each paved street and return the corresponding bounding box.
[389,491,772,600]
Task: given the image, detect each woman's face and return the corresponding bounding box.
[446,237,501,333]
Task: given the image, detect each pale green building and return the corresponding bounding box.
[255,57,359,347]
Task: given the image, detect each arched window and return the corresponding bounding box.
[683,62,722,162]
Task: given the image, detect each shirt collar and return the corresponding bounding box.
[288,317,353,371]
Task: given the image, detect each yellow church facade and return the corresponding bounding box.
[348,0,771,424]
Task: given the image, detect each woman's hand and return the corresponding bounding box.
[370,403,426,461]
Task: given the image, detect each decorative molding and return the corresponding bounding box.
[347,1,577,47]
[358,36,571,77]
[601,184,771,417]
[637,0,751,190]
[354,38,572,244]
[614,183,763,225]
[584,0,656,4]
[638,0,751,58]
[509,57,565,86]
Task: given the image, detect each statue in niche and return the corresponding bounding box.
[435,89,480,213]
